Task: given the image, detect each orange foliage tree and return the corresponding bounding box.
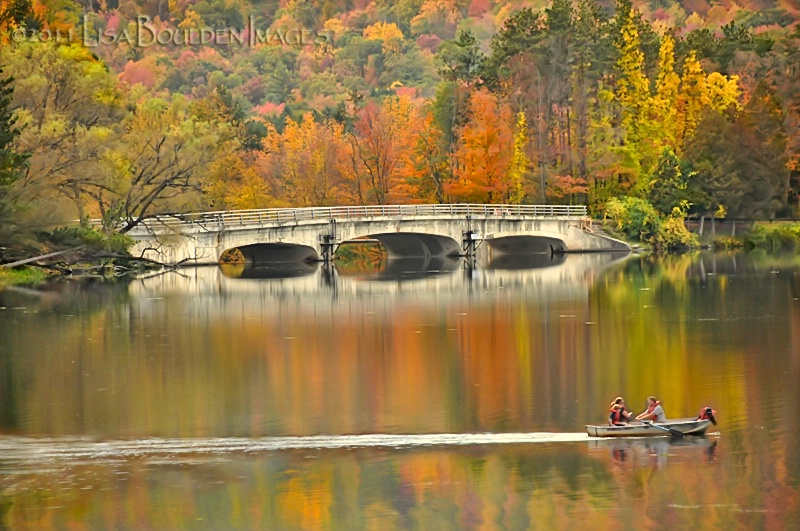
[341,97,422,204]
[446,89,513,203]
[394,109,451,204]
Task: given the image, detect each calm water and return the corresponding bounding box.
[0,252,798,529]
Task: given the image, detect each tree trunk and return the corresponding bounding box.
[566,107,573,178]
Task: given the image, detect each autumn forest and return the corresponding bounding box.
[1,0,799,248]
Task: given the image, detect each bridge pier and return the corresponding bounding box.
[319,219,339,266]
[462,214,488,269]
[462,233,482,268]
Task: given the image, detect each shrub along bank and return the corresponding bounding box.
[602,197,700,252]
[601,196,800,254]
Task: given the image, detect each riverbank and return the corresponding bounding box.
[711,220,800,252]
[0,226,160,289]
[598,218,800,254]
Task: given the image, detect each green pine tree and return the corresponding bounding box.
[0,69,27,188]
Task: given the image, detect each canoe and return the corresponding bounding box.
[586,418,713,438]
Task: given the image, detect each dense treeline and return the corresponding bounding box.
[0,0,799,251]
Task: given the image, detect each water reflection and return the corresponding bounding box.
[0,276,130,313]
[1,251,799,529]
[365,255,462,281]
[484,251,566,270]
[217,252,593,282]
[588,436,718,468]
[220,261,320,279]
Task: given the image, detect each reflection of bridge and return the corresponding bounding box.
[128,253,630,315]
[123,204,629,265]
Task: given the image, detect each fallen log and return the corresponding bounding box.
[1,247,84,268]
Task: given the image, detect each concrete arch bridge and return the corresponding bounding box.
[121,204,629,266]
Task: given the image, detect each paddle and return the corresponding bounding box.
[642,420,684,437]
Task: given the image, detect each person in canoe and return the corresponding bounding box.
[635,396,666,422]
[695,406,717,425]
[608,397,632,426]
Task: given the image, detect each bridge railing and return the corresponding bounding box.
[112,204,587,231]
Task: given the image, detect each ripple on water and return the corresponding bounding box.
[0,432,592,466]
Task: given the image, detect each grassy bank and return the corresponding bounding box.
[0,266,49,289]
[0,227,144,290]
[712,221,800,252]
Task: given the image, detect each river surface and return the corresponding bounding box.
[0,252,798,529]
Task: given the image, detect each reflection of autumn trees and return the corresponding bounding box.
[2,442,798,529]
[3,255,797,439]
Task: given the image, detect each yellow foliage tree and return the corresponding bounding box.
[363,21,404,54]
[675,53,740,147]
[261,113,346,207]
[705,72,742,113]
[507,111,529,204]
[206,153,281,210]
[615,9,651,148]
[652,34,681,151]
[676,51,708,145]
[178,9,205,31]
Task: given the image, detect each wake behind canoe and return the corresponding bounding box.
[586,418,713,438]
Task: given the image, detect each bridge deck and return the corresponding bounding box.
[106,204,587,232]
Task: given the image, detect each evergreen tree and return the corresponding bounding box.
[0,68,29,243]
[0,69,27,188]
[648,148,690,215]
[264,62,298,104]
[436,30,484,85]
[483,8,545,89]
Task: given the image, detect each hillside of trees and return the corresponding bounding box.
[1,0,799,251]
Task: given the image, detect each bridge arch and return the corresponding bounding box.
[484,235,567,255]
[365,232,462,259]
[234,243,319,264]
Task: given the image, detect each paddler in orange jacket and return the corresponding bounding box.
[635,396,667,422]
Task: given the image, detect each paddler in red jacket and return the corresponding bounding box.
[608,397,632,426]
